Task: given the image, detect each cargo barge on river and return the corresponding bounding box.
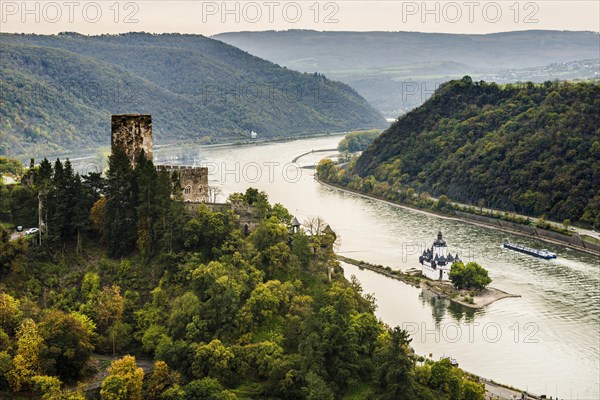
[503,242,557,259]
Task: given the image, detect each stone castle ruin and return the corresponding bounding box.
[111,114,209,203]
[111,115,153,165]
[161,165,209,203]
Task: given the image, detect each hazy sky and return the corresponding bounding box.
[1,1,599,35]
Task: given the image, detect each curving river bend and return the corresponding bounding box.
[156,135,599,399]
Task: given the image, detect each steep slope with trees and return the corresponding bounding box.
[214,30,600,116]
[0,154,485,399]
[340,78,599,225]
[0,32,386,158]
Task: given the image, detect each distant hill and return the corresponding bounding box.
[214,30,600,116]
[0,32,386,159]
[352,77,600,224]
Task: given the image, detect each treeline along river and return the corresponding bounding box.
[153,135,599,399]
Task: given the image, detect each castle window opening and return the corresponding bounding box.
[184,185,192,194]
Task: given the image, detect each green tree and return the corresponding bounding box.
[184,204,237,257]
[430,358,461,399]
[303,371,335,400]
[183,378,238,400]
[299,304,359,394]
[31,375,62,399]
[462,379,485,400]
[0,156,24,176]
[0,351,12,390]
[190,339,234,380]
[107,321,132,357]
[167,292,202,340]
[271,203,292,225]
[374,327,415,399]
[136,157,173,259]
[9,185,38,227]
[449,262,492,290]
[0,229,27,274]
[39,310,94,382]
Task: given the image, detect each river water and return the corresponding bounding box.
[156,135,599,399]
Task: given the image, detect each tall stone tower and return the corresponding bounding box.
[111,114,153,166]
[109,114,209,203]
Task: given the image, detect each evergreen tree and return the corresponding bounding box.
[82,172,105,209]
[35,158,53,238]
[72,174,89,252]
[104,146,137,257]
[375,327,416,399]
[45,158,66,242]
[161,169,187,254]
[136,155,163,260]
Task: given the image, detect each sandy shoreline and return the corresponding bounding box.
[421,280,521,309]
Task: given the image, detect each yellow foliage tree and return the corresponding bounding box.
[0,292,22,334]
[7,318,43,391]
[100,355,144,400]
[90,196,106,237]
[96,285,125,332]
[145,360,180,400]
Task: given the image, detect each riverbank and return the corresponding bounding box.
[317,176,600,258]
[337,255,519,310]
[338,256,537,399]
[422,280,520,309]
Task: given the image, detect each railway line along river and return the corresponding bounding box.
[155,135,600,399]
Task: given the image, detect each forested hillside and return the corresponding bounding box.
[0,153,485,399]
[0,32,386,159]
[214,30,600,116]
[351,78,600,225]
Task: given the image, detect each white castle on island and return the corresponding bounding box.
[419,231,461,281]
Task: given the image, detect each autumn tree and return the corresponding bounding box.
[95,285,125,332]
[100,355,144,400]
[145,360,181,400]
[0,292,23,335]
[31,375,86,400]
[8,319,43,392]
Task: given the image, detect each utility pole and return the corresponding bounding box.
[38,193,42,246]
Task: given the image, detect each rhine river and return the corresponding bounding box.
[155,135,599,399]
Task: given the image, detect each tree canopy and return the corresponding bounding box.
[449,262,492,290]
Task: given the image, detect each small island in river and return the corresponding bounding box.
[337,255,520,310]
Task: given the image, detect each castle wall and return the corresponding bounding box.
[111,114,153,166]
[162,165,209,203]
[422,263,451,281]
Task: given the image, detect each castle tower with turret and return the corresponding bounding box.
[419,231,461,281]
